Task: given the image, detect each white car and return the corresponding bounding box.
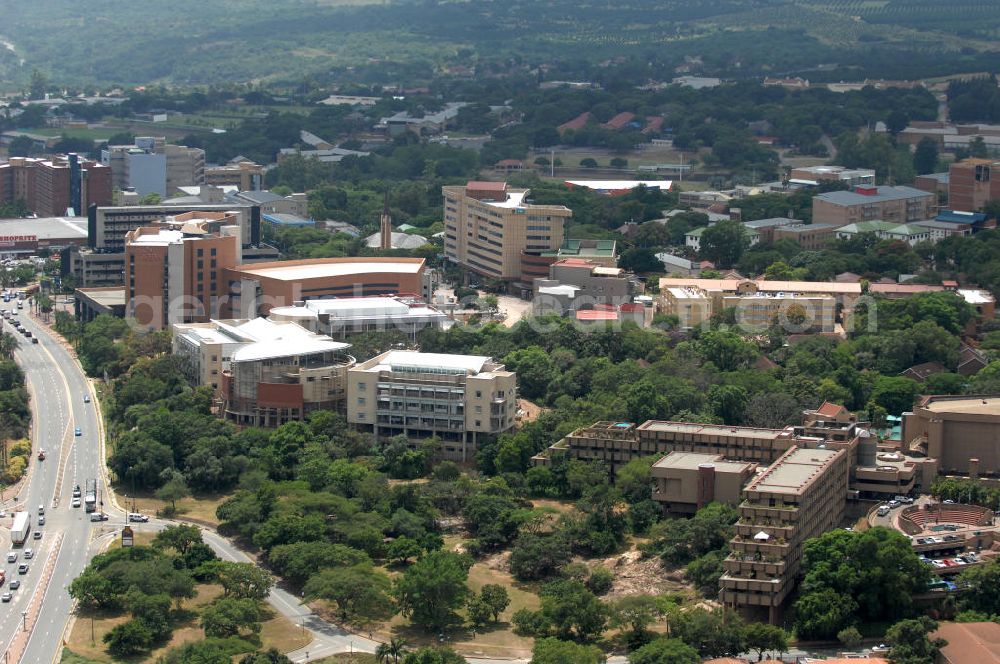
[6,552,15,563]
[23,549,32,560]
[71,497,81,508]
[128,513,150,523]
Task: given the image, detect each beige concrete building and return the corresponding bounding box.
[788,165,875,187]
[723,287,836,334]
[347,351,517,461]
[102,137,205,197]
[660,286,713,330]
[532,258,640,316]
[659,280,836,333]
[534,420,799,472]
[651,452,757,515]
[172,318,354,418]
[812,185,936,227]
[720,446,849,623]
[204,158,264,191]
[443,181,571,282]
[902,395,1000,477]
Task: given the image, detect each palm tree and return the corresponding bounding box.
[387,638,406,664]
[375,643,392,664]
[0,332,19,360]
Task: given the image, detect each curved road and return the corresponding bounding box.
[2,305,107,664]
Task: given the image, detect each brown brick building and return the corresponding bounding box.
[949,159,1000,213]
[0,155,112,217]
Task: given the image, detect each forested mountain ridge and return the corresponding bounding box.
[4,0,1000,88]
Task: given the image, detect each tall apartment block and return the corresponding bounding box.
[102,137,205,197]
[0,155,112,217]
[125,213,242,330]
[347,351,517,461]
[949,158,1000,212]
[720,446,849,623]
[443,181,571,283]
[812,185,936,226]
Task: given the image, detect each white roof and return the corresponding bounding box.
[236,260,423,281]
[177,317,350,363]
[374,351,491,374]
[754,531,771,541]
[129,229,184,245]
[484,190,528,209]
[539,285,581,296]
[959,289,994,304]
[565,180,673,191]
[232,336,347,362]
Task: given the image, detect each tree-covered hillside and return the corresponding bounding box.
[4,0,1000,88]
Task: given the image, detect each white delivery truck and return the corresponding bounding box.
[11,512,30,547]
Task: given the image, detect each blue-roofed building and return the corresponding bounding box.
[262,212,314,227]
[918,210,996,237]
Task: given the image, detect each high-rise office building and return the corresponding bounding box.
[0,155,112,217]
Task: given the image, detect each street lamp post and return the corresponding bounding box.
[21,610,27,631]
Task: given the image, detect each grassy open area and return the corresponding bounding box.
[314,655,378,664]
[65,582,309,662]
[29,127,120,141]
[123,492,230,527]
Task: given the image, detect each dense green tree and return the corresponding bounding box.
[304,565,394,624]
[217,562,274,601]
[794,528,931,639]
[669,608,745,658]
[886,617,945,664]
[104,619,154,657]
[394,551,472,630]
[537,579,609,642]
[530,637,605,664]
[628,638,699,664]
[913,138,939,175]
[202,597,263,638]
[743,622,789,661]
[700,221,750,268]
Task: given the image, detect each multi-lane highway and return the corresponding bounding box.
[2,304,109,664]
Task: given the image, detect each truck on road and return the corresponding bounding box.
[85,479,97,513]
[11,512,30,546]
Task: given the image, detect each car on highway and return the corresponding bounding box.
[83,395,90,403]
[23,549,32,560]
[6,553,15,563]
[71,497,81,508]
[17,565,28,575]
[90,513,109,522]
[1,593,10,603]
[8,579,19,590]
[31,338,38,344]
[72,485,81,498]
[32,532,41,541]
[128,513,150,523]
[37,516,44,526]
[74,427,81,436]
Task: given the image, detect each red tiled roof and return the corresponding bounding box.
[933,622,1000,664]
[815,401,845,418]
[643,116,664,133]
[575,310,619,321]
[602,111,636,129]
[558,112,592,132]
[619,303,644,313]
[466,181,508,191]
[552,258,595,268]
